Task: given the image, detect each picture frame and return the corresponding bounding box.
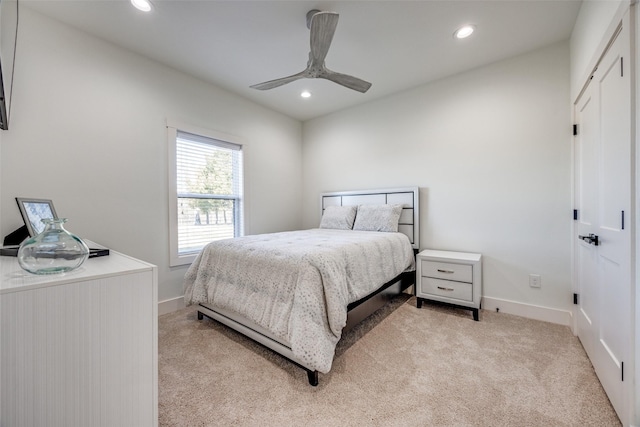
[15,197,58,237]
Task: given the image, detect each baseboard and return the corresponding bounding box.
[158,294,573,325]
[158,296,186,316]
[481,296,573,326]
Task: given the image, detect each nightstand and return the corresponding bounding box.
[416,249,482,321]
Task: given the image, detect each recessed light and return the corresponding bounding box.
[454,25,475,39]
[300,90,311,98]
[131,0,152,12]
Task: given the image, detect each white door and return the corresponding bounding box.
[574,20,631,423]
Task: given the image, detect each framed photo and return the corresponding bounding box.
[15,197,58,237]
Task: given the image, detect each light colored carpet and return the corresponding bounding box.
[158,294,620,426]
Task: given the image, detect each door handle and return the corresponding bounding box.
[578,233,599,246]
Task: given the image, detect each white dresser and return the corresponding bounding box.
[416,249,482,321]
[0,249,158,426]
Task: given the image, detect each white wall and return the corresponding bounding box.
[0,8,303,303]
[0,7,589,322]
[302,42,572,319]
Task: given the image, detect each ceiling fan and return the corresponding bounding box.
[250,10,372,93]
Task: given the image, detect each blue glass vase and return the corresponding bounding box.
[18,218,89,275]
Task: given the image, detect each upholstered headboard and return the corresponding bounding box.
[320,187,420,250]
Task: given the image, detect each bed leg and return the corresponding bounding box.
[307,370,319,387]
[197,311,203,320]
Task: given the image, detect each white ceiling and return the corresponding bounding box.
[24,0,582,121]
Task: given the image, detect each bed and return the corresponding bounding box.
[183,187,420,385]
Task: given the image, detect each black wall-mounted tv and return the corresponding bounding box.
[0,0,18,130]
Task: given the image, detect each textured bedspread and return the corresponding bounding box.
[183,228,415,373]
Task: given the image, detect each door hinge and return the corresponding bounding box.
[573,293,579,305]
[573,209,578,220]
[621,57,624,77]
[573,124,578,136]
[622,361,624,381]
[621,211,625,230]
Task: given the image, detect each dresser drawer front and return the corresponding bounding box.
[421,260,473,283]
[420,277,473,302]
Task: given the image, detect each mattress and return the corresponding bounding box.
[183,228,415,373]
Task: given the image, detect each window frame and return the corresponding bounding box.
[167,120,245,267]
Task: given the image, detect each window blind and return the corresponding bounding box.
[175,130,243,255]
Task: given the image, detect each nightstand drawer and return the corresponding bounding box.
[421,260,473,283]
[420,277,473,302]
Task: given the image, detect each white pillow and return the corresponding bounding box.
[319,205,357,230]
[353,204,403,232]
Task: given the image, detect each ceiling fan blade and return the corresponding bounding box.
[309,12,339,65]
[319,69,372,93]
[250,70,307,90]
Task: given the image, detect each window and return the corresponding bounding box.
[168,122,244,266]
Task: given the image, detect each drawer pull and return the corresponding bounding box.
[437,286,455,291]
[437,269,455,274]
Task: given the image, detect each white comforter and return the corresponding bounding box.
[183,228,415,373]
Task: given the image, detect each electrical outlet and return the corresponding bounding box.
[529,274,541,288]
